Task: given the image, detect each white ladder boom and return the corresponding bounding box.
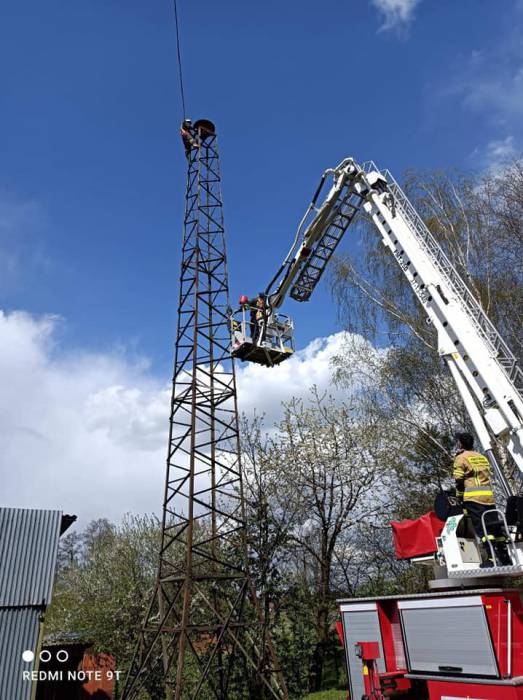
[265,157,523,487]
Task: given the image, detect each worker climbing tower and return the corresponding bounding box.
[122,120,285,700]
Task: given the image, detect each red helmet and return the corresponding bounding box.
[239,294,249,305]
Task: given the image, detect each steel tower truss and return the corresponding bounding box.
[122,121,285,700]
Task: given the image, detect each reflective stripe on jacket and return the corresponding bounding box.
[453,450,495,505]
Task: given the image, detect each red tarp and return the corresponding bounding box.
[391,511,445,560]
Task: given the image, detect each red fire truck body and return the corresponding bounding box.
[338,588,523,700]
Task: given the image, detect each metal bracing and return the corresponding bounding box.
[122,121,286,700]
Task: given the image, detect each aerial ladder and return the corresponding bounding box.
[231,157,523,699]
[230,156,523,579]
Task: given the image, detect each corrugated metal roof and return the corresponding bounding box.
[0,607,40,700]
[0,508,62,607]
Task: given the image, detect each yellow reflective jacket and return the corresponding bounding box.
[453,450,495,505]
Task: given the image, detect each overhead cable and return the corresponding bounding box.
[172,0,187,118]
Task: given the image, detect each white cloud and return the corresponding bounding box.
[371,0,421,33]
[485,135,516,161]
[0,310,169,525]
[471,135,517,176]
[461,64,523,118]
[484,135,516,171]
[444,32,523,123]
[236,332,349,424]
[0,310,358,525]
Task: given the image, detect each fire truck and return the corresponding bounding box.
[230,157,523,699]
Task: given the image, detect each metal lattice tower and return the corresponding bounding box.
[122,120,286,700]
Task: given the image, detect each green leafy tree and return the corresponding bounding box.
[241,389,387,694]
[46,514,161,687]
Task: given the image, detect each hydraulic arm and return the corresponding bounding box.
[232,157,523,488]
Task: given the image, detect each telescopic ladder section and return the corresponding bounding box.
[354,160,523,482]
[290,188,365,302]
[371,163,523,400]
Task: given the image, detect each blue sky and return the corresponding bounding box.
[1,0,522,374]
[1,0,523,520]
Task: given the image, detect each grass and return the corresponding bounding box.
[300,691,347,700]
